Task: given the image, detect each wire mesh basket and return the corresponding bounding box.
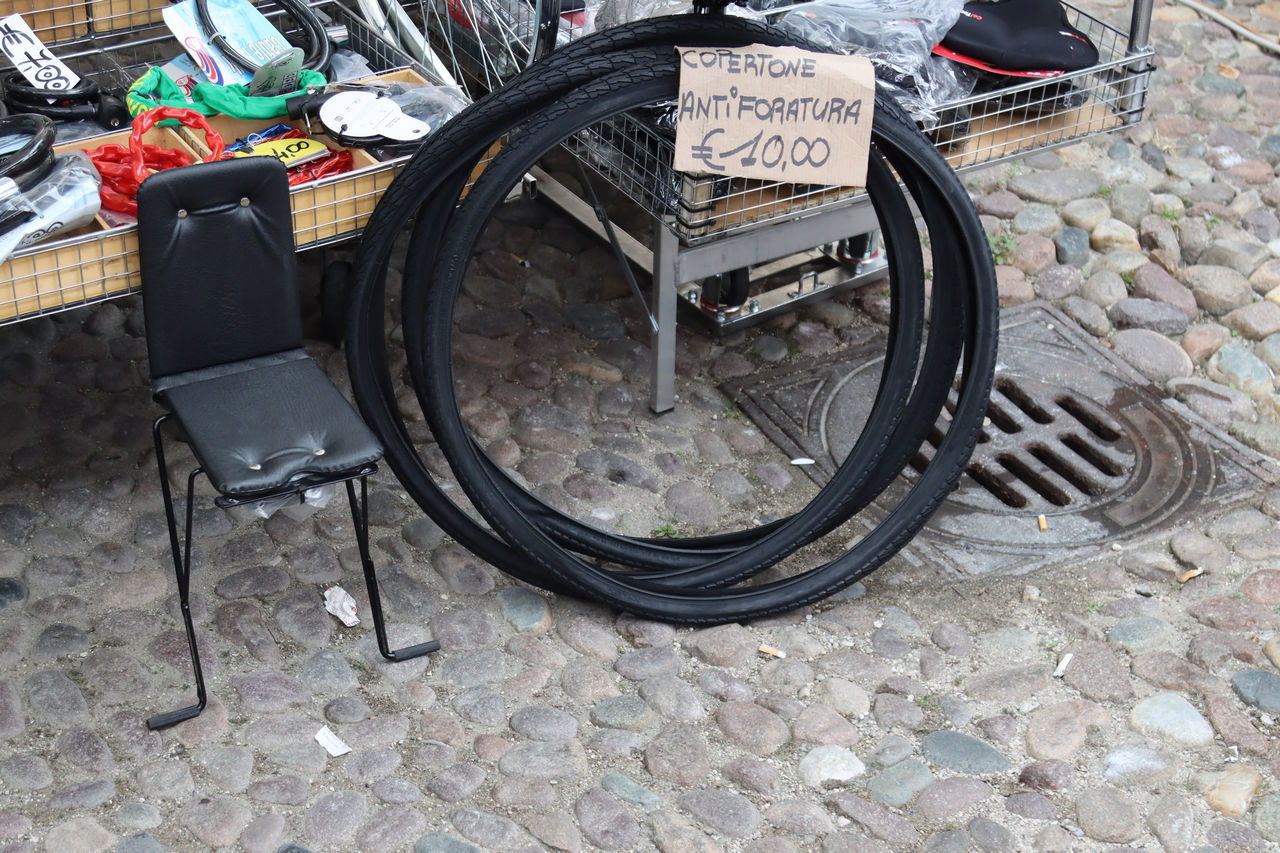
[410,0,1153,244]
[0,0,439,325]
[403,0,558,97]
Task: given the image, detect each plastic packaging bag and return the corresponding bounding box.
[580,0,762,37]
[0,178,39,264]
[248,483,339,519]
[18,151,103,247]
[0,151,103,261]
[351,80,470,158]
[328,48,377,83]
[763,0,973,126]
[382,83,470,133]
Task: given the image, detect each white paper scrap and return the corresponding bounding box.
[1052,652,1073,678]
[315,725,351,757]
[790,458,816,466]
[323,586,360,626]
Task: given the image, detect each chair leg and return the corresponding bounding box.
[147,415,209,730]
[348,477,440,662]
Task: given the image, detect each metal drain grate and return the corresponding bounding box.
[728,302,1280,576]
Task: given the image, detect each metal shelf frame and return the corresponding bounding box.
[409,0,1155,411]
[0,0,439,326]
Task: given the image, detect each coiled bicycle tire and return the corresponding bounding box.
[345,16,997,618]
[403,64,997,617]
[347,18,926,580]
[408,66,936,583]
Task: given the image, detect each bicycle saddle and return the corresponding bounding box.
[937,0,1098,74]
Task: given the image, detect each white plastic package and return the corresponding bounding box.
[0,177,38,265]
[18,151,103,247]
[384,83,470,133]
[0,150,103,263]
[249,483,339,518]
[328,47,378,83]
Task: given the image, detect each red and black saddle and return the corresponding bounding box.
[935,0,1098,79]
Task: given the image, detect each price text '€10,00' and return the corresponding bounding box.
[673,46,874,188]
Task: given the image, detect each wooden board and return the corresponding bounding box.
[86,0,165,34]
[941,97,1123,171]
[0,0,88,43]
[682,95,1121,239]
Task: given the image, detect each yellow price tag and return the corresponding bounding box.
[233,137,329,167]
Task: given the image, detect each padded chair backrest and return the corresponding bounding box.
[138,157,302,381]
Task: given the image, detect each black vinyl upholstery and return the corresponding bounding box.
[139,157,303,378]
[138,158,381,497]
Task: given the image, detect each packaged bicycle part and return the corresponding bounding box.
[380,82,470,133]
[0,178,38,263]
[290,80,468,146]
[762,0,971,126]
[581,0,762,35]
[17,151,102,247]
[247,47,306,97]
[163,0,292,86]
[934,0,1100,119]
[328,48,378,82]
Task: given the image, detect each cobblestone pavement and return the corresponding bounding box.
[5,1,1280,851]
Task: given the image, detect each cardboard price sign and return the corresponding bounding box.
[673,45,874,188]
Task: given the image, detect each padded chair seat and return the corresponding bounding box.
[158,350,382,497]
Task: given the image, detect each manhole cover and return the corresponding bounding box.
[729,301,1280,576]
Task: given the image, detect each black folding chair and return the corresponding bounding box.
[137,157,437,730]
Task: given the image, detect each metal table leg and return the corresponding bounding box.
[651,225,680,414]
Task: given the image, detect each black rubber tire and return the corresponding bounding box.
[404,65,995,615]
[346,20,919,582]
[407,67,933,580]
[392,53,957,575]
[345,16,998,618]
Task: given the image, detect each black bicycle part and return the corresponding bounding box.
[410,78,996,617]
[409,64,990,596]
[405,66,932,578]
[347,17,885,580]
[394,47,922,573]
[533,0,562,65]
[389,41,967,576]
[351,19,978,582]
[0,113,57,192]
[194,0,333,74]
[942,0,1099,73]
[345,16,996,617]
[3,74,130,129]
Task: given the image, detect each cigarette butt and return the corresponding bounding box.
[1037,514,1047,532]
[758,644,786,658]
[1177,568,1204,583]
[1053,653,1073,678]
